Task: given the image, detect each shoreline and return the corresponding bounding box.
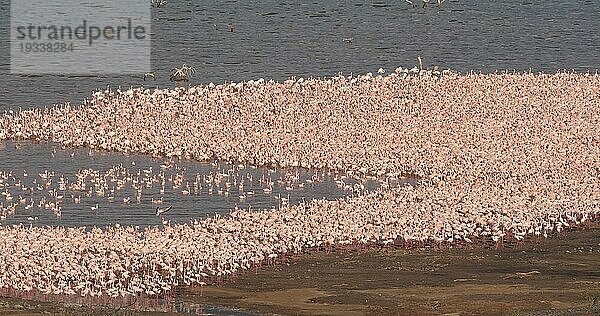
[1,223,598,315]
[184,222,600,315]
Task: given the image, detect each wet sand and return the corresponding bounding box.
[1,224,598,316]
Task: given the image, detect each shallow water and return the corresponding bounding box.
[0,0,599,110]
[174,301,256,316]
[0,140,415,227]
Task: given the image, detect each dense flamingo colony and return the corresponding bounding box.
[0,69,599,299]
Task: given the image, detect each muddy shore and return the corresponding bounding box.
[2,223,599,316]
[188,223,600,316]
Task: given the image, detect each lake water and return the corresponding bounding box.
[0,140,414,227]
[0,0,599,110]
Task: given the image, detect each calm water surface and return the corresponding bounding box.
[0,0,599,109]
[0,141,413,227]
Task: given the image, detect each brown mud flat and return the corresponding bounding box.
[186,223,600,316]
[1,223,599,316]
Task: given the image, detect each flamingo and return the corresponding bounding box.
[155,205,172,216]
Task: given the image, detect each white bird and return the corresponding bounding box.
[151,0,167,8]
[155,205,172,216]
[420,0,445,8]
[143,73,156,81]
[170,64,196,82]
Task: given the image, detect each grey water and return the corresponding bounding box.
[0,140,414,227]
[174,301,257,316]
[0,0,599,110]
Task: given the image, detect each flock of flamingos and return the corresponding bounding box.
[0,158,369,224]
[0,66,598,307]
